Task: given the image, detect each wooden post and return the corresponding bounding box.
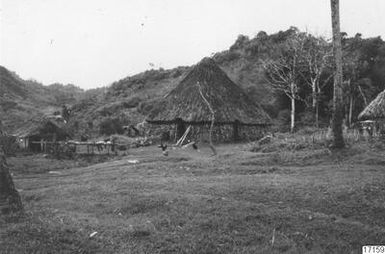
[197,82,217,156]
[175,118,186,141]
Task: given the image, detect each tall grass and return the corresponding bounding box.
[249,127,383,153]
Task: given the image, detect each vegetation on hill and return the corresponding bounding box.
[68,27,385,137]
[2,27,385,137]
[0,66,84,132]
[213,28,385,131]
[68,67,189,138]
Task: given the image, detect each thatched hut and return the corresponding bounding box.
[13,118,70,152]
[358,89,385,135]
[146,57,271,142]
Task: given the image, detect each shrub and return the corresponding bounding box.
[276,109,291,132]
[137,98,161,115]
[298,110,316,127]
[0,135,18,156]
[0,101,18,112]
[99,117,124,135]
[123,97,141,108]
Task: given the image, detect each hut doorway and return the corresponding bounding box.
[175,118,186,140]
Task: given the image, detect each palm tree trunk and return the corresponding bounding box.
[330,0,345,148]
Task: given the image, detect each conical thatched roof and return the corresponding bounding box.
[358,89,385,120]
[147,57,271,125]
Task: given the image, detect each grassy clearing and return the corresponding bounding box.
[1,142,385,253]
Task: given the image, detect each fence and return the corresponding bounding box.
[30,141,117,155]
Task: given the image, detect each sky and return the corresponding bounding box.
[0,0,384,89]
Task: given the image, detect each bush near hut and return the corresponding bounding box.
[274,109,291,133]
[99,117,124,136]
[137,98,162,115]
[249,130,332,153]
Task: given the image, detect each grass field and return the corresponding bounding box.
[1,141,385,253]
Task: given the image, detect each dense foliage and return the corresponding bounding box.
[214,27,385,130]
[0,66,84,132]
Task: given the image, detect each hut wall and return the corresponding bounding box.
[375,119,385,136]
[148,123,269,143]
[28,135,42,152]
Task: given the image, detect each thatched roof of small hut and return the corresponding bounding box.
[12,117,69,139]
[358,89,385,120]
[147,57,271,125]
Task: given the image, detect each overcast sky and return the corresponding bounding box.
[0,0,384,89]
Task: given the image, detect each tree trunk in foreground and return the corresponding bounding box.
[0,154,23,214]
[330,0,345,148]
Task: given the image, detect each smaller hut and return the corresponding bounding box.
[12,118,70,152]
[358,89,385,135]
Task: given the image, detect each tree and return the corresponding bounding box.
[300,34,333,127]
[342,34,382,126]
[262,33,305,132]
[330,0,345,148]
[61,105,71,122]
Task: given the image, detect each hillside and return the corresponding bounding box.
[67,29,304,136]
[69,28,385,137]
[68,66,191,136]
[0,66,84,132]
[3,28,384,137]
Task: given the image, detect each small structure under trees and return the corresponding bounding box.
[358,89,385,135]
[146,57,271,142]
[12,118,70,152]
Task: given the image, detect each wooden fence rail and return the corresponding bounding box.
[30,141,118,155]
